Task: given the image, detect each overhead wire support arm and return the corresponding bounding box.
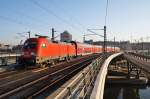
[17,31,31,38]
[86,28,106,54]
[87,29,104,37]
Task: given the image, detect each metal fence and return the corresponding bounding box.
[0,53,20,66]
[53,56,105,99]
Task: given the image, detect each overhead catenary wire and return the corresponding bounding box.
[0,15,43,33]
[0,15,24,26]
[103,0,109,54]
[30,0,83,33]
[12,10,51,27]
[9,9,53,32]
[50,0,86,30]
[105,0,109,26]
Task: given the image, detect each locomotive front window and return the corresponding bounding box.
[23,42,37,49]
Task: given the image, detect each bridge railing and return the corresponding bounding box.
[90,52,123,99]
[127,52,150,61]
[54,56,105,99]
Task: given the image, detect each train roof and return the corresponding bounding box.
[25,37,74,45]
[25,38,119,49]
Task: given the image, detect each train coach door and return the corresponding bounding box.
[70,41,77,57]
[67,44,69,58]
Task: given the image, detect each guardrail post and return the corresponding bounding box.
[142,57,144,60]
[89,67,92,82]
[89,66,95,88]
[92,63,95,75]
[0,58,1,66]
[136,69,141,79]
[82,73,87,97]
[67,87,72,98]
[127,61,130,79]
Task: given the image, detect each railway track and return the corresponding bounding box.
[0,54,100,99]
[0,55,88,80]
[0,67,41,79]
[0,54,92,78]
[0,70,17,78]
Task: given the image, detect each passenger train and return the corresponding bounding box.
[18,36,120,67]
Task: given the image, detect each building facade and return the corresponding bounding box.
[60,31,72,42]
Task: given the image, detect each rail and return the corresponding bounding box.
[90,52,123,99]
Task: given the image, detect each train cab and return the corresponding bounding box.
[19,38,38,65]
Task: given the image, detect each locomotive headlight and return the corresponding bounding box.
[31,52,35,56]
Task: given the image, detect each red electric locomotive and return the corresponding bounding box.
[18,37,77,66]
[18,36,119,67]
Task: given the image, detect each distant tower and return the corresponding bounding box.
[60,30,72,42]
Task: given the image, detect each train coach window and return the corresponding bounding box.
[42,43,46,48]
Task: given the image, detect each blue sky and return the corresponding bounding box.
[0,0,150,45]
